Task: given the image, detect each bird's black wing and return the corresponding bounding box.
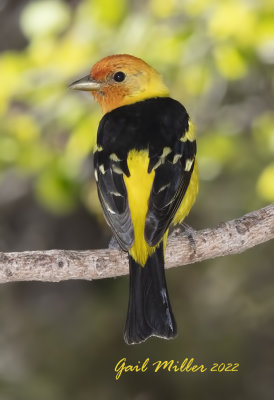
[144,106,197,247]
[94,140,134,252]
[94,97,196,250]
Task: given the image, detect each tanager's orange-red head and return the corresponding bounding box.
[69,54,169,114]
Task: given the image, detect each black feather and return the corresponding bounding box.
[96,165,134,251]
[97,97,189,155]
[145,161,195,247]
[124,242,177,344]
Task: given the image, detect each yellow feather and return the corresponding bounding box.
[172,159,199,225]
[124,150,199,266]
[123,74,169,108]
[186,120,196,142]
[124,150,156,266]
[180,120,196,142]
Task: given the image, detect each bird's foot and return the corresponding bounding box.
[169,223,196,253]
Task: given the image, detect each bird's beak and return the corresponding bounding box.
[69,75,101,91]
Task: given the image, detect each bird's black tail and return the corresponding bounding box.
[124,242,177,344]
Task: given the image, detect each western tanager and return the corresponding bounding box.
[70,54,198,344]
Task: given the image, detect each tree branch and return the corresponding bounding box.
[0,204,273,284]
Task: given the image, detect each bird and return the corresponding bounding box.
[70,54,199,344]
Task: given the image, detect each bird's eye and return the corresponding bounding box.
[113,71,126,82]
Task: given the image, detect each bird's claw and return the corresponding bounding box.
[169,223,196,253]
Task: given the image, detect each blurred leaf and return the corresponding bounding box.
[0,136,19,164]
[66,113,99,161]
[180,64,211,95]
[214,45,247,80]
[8,113,40,143]
[86,0,127,26]
[34,164,78,214]
[252,112,274,156]
[198,156,222,181]
[149,0,176,18]
[0,52,27,114]
[198,133,235,163]
[208,1,256,46]
[257,163,274,201]
[20,0,71,39]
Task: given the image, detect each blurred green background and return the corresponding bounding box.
[0,0,274,399]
